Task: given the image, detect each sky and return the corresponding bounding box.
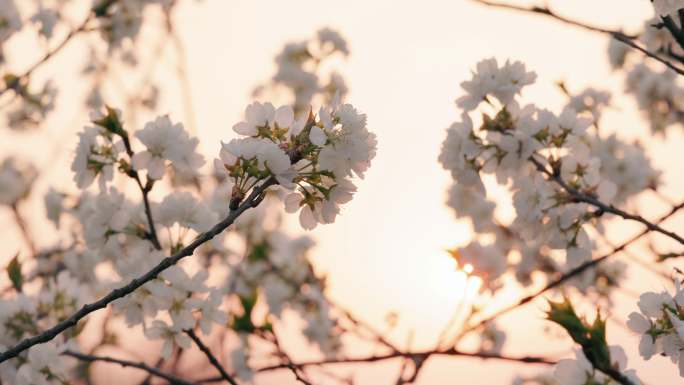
[3,0,684,384]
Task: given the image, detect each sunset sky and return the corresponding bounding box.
[3,0,684,383]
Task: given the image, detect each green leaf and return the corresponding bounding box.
[232,292,258,333]
[546,298,612,376]
[7,253,23,292]
[546,297,587,344]
[247,242,269,263]
[92,105,125,136]
[586,313,611,371]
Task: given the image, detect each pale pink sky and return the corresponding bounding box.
[3,0,684,383]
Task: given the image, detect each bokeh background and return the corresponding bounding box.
[3,0,684,383]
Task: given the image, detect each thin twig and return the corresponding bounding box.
[200,347,554,383]
[460,198,684,335]
[530,157,684,246]
[334,302,400,353]
[266,330,314,385]
[254,348,556,372]
[64,350,198,385]
[0,177,277,363]
[470,0,684,76]
[118,131,162,250]
[10,203,36,255]
[0,0,118,98]
[185,329,238,385]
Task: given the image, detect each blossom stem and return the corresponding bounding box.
[63,350,198,385]
[118,131,162,250]
[0,177,277,364]
[184,329,238,385]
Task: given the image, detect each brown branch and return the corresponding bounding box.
[0,177,277,364]
[185,329,238,385]
[254,348,556,372]
[198,348,554,383]
[64,350,197,385]
[460,197,684,335]
[471,0,626,35]
[265,330,314,385]
[471,0,684,76]
[335,302,400,353]
[0,0,118,98]
[530,157,684,246]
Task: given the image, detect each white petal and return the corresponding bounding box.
[639,334,655,360]
[290,115,307,136]
[161,340,173,359]
[284,193,302,213]
[553,360,586,385]
[299,206,318,230]
[245,102,265,125]
[309,126,327,146]
[609,345,627,370]
[131,151,151,170]
[274,106,294,128]
[148,157,166,179]
[626,312,650,334]
[233,122,257,136]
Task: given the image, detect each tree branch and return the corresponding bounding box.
[63,350,198,385]
[185,329,238,385]
[530,156,684,246]
[460,197,684,335]
[471,0,626,35]
[254,348,556,372]
[0,177,277,364]
[470,0,684,76]
[199,348,553,384]
[0,0,118,98]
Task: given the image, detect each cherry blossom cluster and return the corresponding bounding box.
[0,272,89,385]
[1,0,181,131]
[217,99,376,229]
[219,195,342,380]
[3,76,56,130]
[0,87,374,383]
[440,58,658,293]
[71,108,204,191]
[607,12,684,134]
[626,278,684,376]
[253,28,350,114]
